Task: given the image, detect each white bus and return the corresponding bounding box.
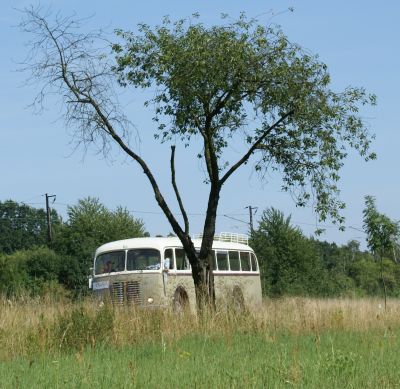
[89,233,262,312]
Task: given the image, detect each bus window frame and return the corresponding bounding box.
[228,250,241,271]
[126,247,162,272]
[94,249,127,276]
[250,252,258,272]
[239,251,255,273]
[166,247,191,272]
[215,250,229,271]
[163,248,175,270]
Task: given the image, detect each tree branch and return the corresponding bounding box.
[219,110,294,186]
[25,10,191,245]
[86,94,189,239]
[170,145,190,234]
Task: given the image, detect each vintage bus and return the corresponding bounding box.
[89,233,262,312]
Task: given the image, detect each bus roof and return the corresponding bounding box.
[95,237,254,256]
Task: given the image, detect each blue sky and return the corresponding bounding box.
[1,1,399,247]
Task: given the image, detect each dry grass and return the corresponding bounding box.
[259,297,400,334]
[0,295,399,361]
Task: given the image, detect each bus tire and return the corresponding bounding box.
[173,287,189,313]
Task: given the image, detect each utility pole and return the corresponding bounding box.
[245,206,258,233]
[45,193,56,244]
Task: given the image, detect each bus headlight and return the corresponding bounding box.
[147,297,154,304]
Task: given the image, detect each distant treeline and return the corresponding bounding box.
[1,199,399,299]
[251,208,400,298]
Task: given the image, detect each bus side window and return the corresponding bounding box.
[229,251,240,271]
[196,249,217,270]
[240,251,251,271]
[250,253,258,272]
[164,249,174,270]
[216,251,229,271]
[175,249,190,270]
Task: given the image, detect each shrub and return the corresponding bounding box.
[0,247,62,297]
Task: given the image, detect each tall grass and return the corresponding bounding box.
[1,295,399,361]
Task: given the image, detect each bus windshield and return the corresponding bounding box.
[95,251,125,275]
[127,248,161,271]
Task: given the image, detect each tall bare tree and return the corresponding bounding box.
[20,8,376,309]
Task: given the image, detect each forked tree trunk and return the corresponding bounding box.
[191,253,216,311]
[184,184,220,312]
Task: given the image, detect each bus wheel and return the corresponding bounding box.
[173,287,189,314]
[231,286,245,314]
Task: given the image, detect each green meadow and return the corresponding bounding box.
[1,297,399,388]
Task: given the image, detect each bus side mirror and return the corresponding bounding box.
[163,258,170,271]
[88,275,93,289]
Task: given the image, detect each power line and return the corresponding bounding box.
[0,199,367,236]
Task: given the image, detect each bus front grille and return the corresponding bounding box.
[111,282,124,305]
[127,281,142,305]
[111,281,142,306]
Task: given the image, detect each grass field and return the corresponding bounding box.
[1,297,400,388]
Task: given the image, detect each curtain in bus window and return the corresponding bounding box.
[229,251,240,271]
[250,253,258,272]
[127,249,161,271]
[216,251,229,270]
[95,251,125,275]
[175,249,190,270]
[164,249,174,270]
[240,252,251,271]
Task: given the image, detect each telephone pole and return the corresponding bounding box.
[245,206,258,233]
[45,193,56,244]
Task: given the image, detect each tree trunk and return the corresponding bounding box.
[380,250,387,310]
[191,183,220,311]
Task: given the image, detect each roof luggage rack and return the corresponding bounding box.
[192,232,248,245]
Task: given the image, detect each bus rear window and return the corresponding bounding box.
[95,251,125,275]
[240,252,251,271]
[127,249,161,271]
[216,251,229,270]
[229,251,240,271]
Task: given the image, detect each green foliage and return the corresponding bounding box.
[0,251,30,297]
[55,197,147,296]
[0,197,147,298]
[251,207,328,296]
[363,195,399,257]
[56,197,146,256]
[363,196,400,304]
[114,14,376,225]
[0,247,61,297]
[0,200,60,254]
[350,258,400,297]
[251,207,400,297]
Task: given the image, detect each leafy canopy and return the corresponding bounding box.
[0,200,60,254]
[363,195,399,256]
[113,13,376,225]
[250,207,327,296]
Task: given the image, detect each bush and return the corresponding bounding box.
[0,247,61,297]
